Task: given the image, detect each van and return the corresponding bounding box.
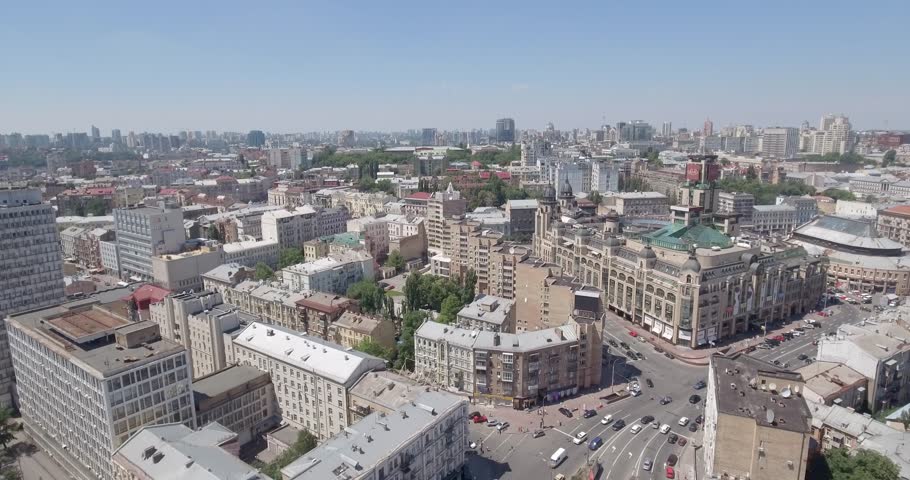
[550,448,567,468]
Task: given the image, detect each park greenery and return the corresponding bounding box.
[345,280,390,316]
[358,177,396,194]
[717,178,816,205]
[882,150,897,167]
[0,408,21,480]
[254,262,274,281]
[259,430,318,479]
[277,248,306,269]
[807,447,899,480]
[357,338,396,363]
[822,188,857,201]
[384,250,405,273]
[802,152,872,165]
[457,174,532,210]
[394,310,427,371]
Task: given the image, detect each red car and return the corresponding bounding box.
[666,467,676,479]
[629,330,638,337]
[772,335,785,342]
[472,415,487,423]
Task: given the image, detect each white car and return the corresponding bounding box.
[660,424,671,434]
[601,415,613,425]
[630,389,642,397]
[630,425,643,434]
[573,431,587,445]
[678,417,690,426]
[791,331,803,337]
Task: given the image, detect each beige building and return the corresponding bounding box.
[187,304,251,378]
[427,183,467,251]
[347,370,421,422]
[151,244,224,292]
[295,292,353,340]
[456,295,516,332]
[877,205,910,248]
[795,361,867,409]
[703,354,812,480]
[219,280,307,331]
[192,365,278,446]
[330,311,396,351]
[604,191,670,218]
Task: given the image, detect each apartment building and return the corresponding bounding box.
[703,354,811,480]
[100,239,121,275]
[347,370,422,422]
[505,199,539,237]
[777,195,818,226]
[220,281,307,331]
[634,168,686,199]
[386,213,425,240]
[112,423,264,480]
[0,188,66,407]
[7,294,194,480]
[751,204,797,234]
[114,204,186,281]
[415,312,602,409]
[192,365,278,446]
[718,192,756,224]
[281,250,374,295]
[187,304,253,378]
[332,191,394,218]
[347,215,390,261]
[200,264,254,299]
[260,205,349,249]
[427,183,467,251]
[486,243,531,301]
[330,311,396,351]
[282,391,467,480]
[61,225,86,258]
[230,322,386,439]
[151,244,224,292]
[877,205,910,248]
[606,191,670,218]
[455,295,516,332]
[222,239,280,268]
[295,292,353,340]
[72,227,115,270]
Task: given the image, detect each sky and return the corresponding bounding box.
[2,0,908,134]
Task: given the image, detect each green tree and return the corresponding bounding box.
[813,447,899,480]
[261,430,318,479]
[438,295,463,324]
[277,248,305,269]
[0,408,18,451]
[900,409,910,430]
[384,250,405,272]
[86,198,108,216]
[254,262,274,281]
[395,310,427,371]
[356,338,395,363]
[461,269,477,304]
[404,273,423,312]
[588,190,602,205]
[375,179,395,194]
[346,280,386,314]
[720,157,732,166]
[646,151,663,168]
[822,188,857,201]
[882,150,897,167]
[206,224,223,242]
[745,165,758,181]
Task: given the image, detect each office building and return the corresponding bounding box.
[427,183,467,251]
[818,115,853,155]
[0,188,66,408]
[267,147,306,170]
[553,159,591,194]
[703,354,812,480]
[192,365,278,446]
[590,159,622,193]
[281,250,374,295]
[762,127,799,158]
[112,422,264,480]
[751,205,797,234]
[347,215,390,261]
[186,304,252,378]
[505,199,539,237]
[718,192,756,224]
[261,205,349,249]
[281,391,467,480]
[495,118,516,143]
[231,322,386,439]
[661,121,672,137]
[330,311,396,351]
[151,244,225,292]
[115,205,186,281]
[420,128,437,146]
[7,290,194,479]
[777,195,818,226]
[246,130,265,147]
[703,118,714,137]
[604,191,670,218]
[150,290,223,352]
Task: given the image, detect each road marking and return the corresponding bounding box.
[610,429,644,470]
[650,438,669,480]
[497,433,528,461]
[481,429,497,444]
[552,427,575,439]
[633,429,665,476]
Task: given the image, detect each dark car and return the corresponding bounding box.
[646,378,654,388]
[798,354,809,361]
[665,352,675,360]
[688,423,698,432]
[626,350,636,358]
[693,380,706,390]
[668,433,679,444]
[641,415,655,425]
[636,352,646,360]
[609,339,618,347]
[667,454,679,467]
[612,419,626,431]
[583,409,597,419]
[689,395,701,404]
[678,438,688,447]
[695,415,703,424]
[620,341,630,349]
[654,345,664,353]
[532,429,545,438]
[559,407,573,418]
[660,396,673,405]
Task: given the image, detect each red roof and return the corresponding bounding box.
[215,176,237,183]
[884,205,910,217]
[85,188,114,196]
[407,192,432,200]
[471,160,482,167]
[123,284,170,308]
[478,171,511,180]
[158,188,179,195]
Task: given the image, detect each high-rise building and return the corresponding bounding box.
[661,121,672,137]
[420,128,437,146]
[246,130,266,147]
[761,127,799,158]
[7,291,195,480]
[267,147,306,169]
[114,204,186,281]
[126,131,137,149]
[0,189,66,408]
[90,125,100,142]
[111,129,122,145]
[818,115,852,155]
[427,183,467,251]
[338,129,355,147]
[703,118,714,136]
[495,118,516,143]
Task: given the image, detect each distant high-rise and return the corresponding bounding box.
[495,118,516,143]
[246,130,266,147]
[818,114,852,155]
[421,128,437,146]
[703,118,714,137]
[338,129,355,147]
[761,127,799,158]
[90,125,100,142]
[618,121,653,142]
[661,121,673,137]
[111,129,122,145]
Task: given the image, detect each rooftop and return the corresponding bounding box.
[334,312,387,335]
[222,239,278,253]
[456,295,514,328]
[233,322,386,386]
[295,292,352,314]
[202,263,252,285]
[753,204,796,212]
[710,353,811,434]
[348,370,423,413]
[795,361,867,400]
[644,222,733,251]
[615,191,668,200]
[281,391,465,480]
[47,309,131,344]
[193,365,271,404]
[793,215,905,255]
[506,199,539,209]
[112,422,263,480]
[282,251,372,275]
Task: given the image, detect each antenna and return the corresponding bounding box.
[766,409,776,424]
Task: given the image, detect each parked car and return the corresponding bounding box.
[695,415,703,424]
[612,419,626,431]
[798,354,809,361]
[689,395,701,404]
[559,407,573,418]
[533,429,545,438]
[668,433,679,444]
[583,409,597,419]
[573,431,588,445]
[678,417,690,426]
[654,345,664,353]
[468,411,481,419]
[609,339,618,347]
[643,458,653,471]
[678,438,688,446]
[667,466,676,479]
[486,418,498,426]
[688,423,698,432]
[660,396,673,405]
[667,454,678,467]
[629,330,638,337]
[497,422,510,431]
[601,414,613,425]
[693,380,706,390]
[665,352,675,360]
[641,415,655,425]
[630,425,643,434]
[620,341,630,349]
[473,415,488,423]
[659,424,671,434]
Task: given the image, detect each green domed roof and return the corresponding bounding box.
[644,223,733,251]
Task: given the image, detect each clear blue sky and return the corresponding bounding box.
[2,0,908,134]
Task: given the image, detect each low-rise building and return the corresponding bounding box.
[280,391,467,480]
[878,205,910,249]
[151,244,225,292]
[751,204,797,234]
[605,191,670,218]
[455,294,516,332]
[295,292,353,339]
[718,192,756,224]
[222,239,280,268]
[703,353,812,480]
[347,370,422,422]
[794,361,867,409]
[221,281,307,331]
[330,311,396,351]
[201,264,254,298]
[281,250,374,295]
[192,365,278,446]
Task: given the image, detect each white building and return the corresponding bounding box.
[114,205,186,281]
[100,239,121,275]
[230,322,386,439]
[261,205,349,249]
[7,291,195,480]
[281,250,374,295]
[818,115,853,155]
[347,215,390,260]
[187,303,250,378]
[385,214,425,241]
[267,147,306,169]
[60,225,87,259]
[761,127,799,158]
[0,188,66,408]
[590,159,621,193]
[151,244,224,292]
[222,238,280,268]
[751,204,797,234]
[281,391,467,480]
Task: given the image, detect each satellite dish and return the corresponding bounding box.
[781,387,792,399]
[766,409,776,424]
[769,383,778,392]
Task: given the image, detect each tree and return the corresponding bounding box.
[900,409,910,430]
[883,150,897,167]
[384,250,405,273]
[254,262,274,281]
[822,188,857,202]
[0,409,17,451]
[261,430,318,479]
[206,224,223,242]
[277,248,305,269]
[404,273,423,312]
[346,280,386,314]
[812,447,899,480]
[86,198,107,216]
[745,165,758,181]
[588,190,602,206]
[356,338,395,363]
[395,310,427,371]
[461,269,477,304]
[438,295,463,324]
[720,157,732,166]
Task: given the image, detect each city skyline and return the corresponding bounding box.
[2,1,908,133]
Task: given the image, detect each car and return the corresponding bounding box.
[689,395,701,404]
[609,339,618,347]
[660,396,673,405]
[626,350,636,358]
[629,330,638,337]
[668,433,678,444]
[638,336,647,342]
[468,411,481,419]
[643,458,653,471]
[659,424,671,434]
[678,437,688,446]
[533,429,545,438]
[667,466,676,479]
[791,331,803,337]
[486,418,498,426]
[630,425,643,434]
[773,360,782,366]
[688,423,698,432]
[654,345,664,353]
[588,436,603,450]
[665,352,675,359]
[620,341,630,349]
[667,454,679,467]
[559,407,573,418]
[646,378,654,388]
[798,354,809,361]
[612,419,626,431]
[795,327,806,331]
[469,441,477,449]
[601,415,613,425]
[693,380,706,390]
[678,417,690,426]
[573,431,588,445]
[473,415,488,423]
[813,339,820,346]
[641,415,655,425]
[497,422,510,431]
[695,415,703,424]
[636,352,646,360]
[583,409,597,419]
[630,389,642,397]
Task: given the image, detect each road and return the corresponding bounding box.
[465,316,706,480]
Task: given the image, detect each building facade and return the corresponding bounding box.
[192,365,278,446]
[751,205,797,234]
[281,250,374,295]
[427,184,467,251]
[718,192,756,224]
[114,205,186,281]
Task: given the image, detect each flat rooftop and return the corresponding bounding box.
[193,365,270,402]
[47,309,131,344]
